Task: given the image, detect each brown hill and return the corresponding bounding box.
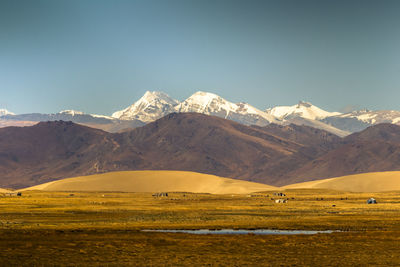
[257,123,341,149]
[0,121,126,188]
[2,113,398,189]
[0,119,38,128]
[281,124,400,185]
[118,113,348,185]
[344,123,400,143]
[0,113,337,189]
[117,113,301,176]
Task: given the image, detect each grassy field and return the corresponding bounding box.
[1,189,400,265]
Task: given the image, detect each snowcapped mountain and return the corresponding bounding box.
[0,109,144,133]
[5,90,398,136]
[111,91,349,132]
[176,91,236,113]
[59,110,85,116]
[112,91,279,126]
[59,110,114,120]
[175,91,279,126]
[338,110,400,124]
[322,110,400,133]
[2,110,116,125]
[112,91,179,122]
[266,101,341,120]
[0,109,15,116]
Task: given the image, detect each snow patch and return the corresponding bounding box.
[59,110,85,116]
[266,101,340,120]
[392,117,400,124]
[335,110,400,124]
[0,109,15,116]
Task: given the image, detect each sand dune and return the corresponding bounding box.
[284,171,400,192]
[0,188,12,193]
[23,171,277,194]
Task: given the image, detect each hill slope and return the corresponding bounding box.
[115,113,344,185]
[0,113,337,188]
[0,121,121,188]
[284,171,400,192]
[23,170,276,194]
[282,124,400,185]
[3,114,400,189]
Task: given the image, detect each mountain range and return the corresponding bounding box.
[1,112,400,189]
[2,91,400,134]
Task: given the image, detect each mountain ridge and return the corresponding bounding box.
[278,123,400,185]
[2,113,400,189]
[3,91,400,134]
[0,113,342,189]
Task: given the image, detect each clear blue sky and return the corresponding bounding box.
[1,0,400,115]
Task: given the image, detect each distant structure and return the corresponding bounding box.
[367,198,377,204]
[3,192,17,197]
[274,192,286,197]
[152,192,168,197]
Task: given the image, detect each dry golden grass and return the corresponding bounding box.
[23,170,277,194]
[1,229,399,266]
[1,189,400,265]
[2,189,400,230]
[284,171,400,192]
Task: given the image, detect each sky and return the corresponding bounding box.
[1,0,400,115]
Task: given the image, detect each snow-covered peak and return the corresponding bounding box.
[141,91,177,103]
[297,101,313,108]
[112,91,179,122]
[59,110,85,116]
[0,109,15,116]
[57,110,115,120]
[176,91,278,125]
[336,110,400,124]
[177,91,236,114]
[266,101,341,120]
[112,90,279,125]
[184,91,222,105]
[235,102,278,122]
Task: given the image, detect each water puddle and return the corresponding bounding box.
[142,229,337,235]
